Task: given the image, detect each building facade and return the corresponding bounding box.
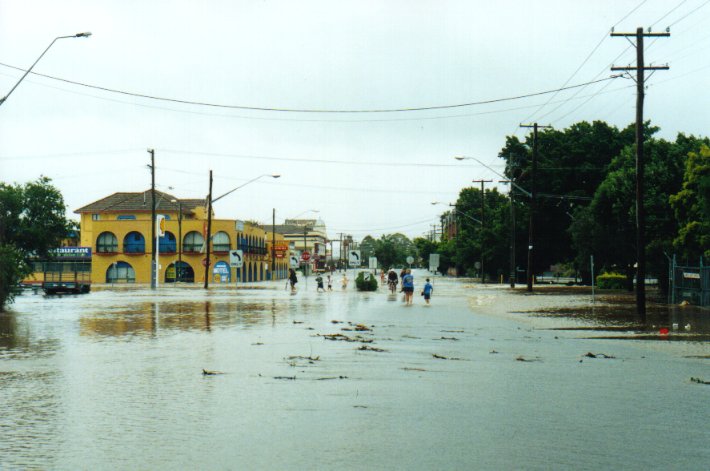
[264,218,330,269]
[75,190,289,284]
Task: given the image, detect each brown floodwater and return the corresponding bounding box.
[1,274,708,470]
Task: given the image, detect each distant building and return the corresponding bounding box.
[74,190,290,284]
[264,218,329,270]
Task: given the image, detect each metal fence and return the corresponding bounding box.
[672,257,709,307]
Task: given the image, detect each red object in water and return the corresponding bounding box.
[659,327,669,335]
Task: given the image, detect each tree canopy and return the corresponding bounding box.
[426,120,709,291]
[0,177,70,310]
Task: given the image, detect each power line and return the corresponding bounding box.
[518,0,649,125]
[0,68,632,124]
[158,165,459,196]
[329,218,434,233]
[159,149,495,169]
[651,0,689,27]
[0,61,618,114]
[668,0,710,26]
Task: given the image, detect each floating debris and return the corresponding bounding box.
[434,336,459,341]
[432,354,465,361]
[583,352,616,359]
[690,377,709,385]
[202,369,224,375]
[318,333,373,343]
[342,323,372,332]
[358,345,386,352]
[515,356,542,362]
[353,405,368,409]
[273,375,297,380]
[402,335,421,339]
[286,355,320,362]
[489,350,499,354]
[331,320,344,324]
[441,329,464,333]
[252,342,264,346]
[402,367,427,372]
[316,376,348,381]
[292,320,304,324]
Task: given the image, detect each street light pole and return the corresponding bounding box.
[0,32,91,107]
[500,180,515,288]
[271,208,276,280]
[149,149,156,290]
[171,199,183,282]
[204,173,281,289]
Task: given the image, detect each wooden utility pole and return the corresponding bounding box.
[149,149,156,290]
[203,170,213,289]
[472,179,492,283]
[611,27,669,322]
[519,123,551,292]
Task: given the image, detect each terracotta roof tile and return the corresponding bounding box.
[74,190,206,214]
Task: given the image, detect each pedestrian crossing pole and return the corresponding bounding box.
[611,26,669,322]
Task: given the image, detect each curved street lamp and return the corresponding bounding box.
[204,173,281,289]
[0,32,91,107]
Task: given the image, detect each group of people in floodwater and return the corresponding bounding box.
[287,267,433,305]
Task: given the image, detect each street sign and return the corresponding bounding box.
[369,256,378,269]
[429,253,440,271]
[229,250,244,268]
[349,250,361,266]
[301,251,311,261]
[289,255,300,268]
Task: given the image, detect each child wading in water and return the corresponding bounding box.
[422,278,433,305]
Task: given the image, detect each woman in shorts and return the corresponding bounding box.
[402,269,414,305]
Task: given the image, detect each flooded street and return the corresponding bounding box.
[2,271,709,470]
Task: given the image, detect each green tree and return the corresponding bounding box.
[372,233,415,269]
[413,237,437,267]
[670,143,710,261]
[359,235,377,261]
[569,134,706,292]
[452,186,510,280]
[499,120,637,275]
[0,177,70,311]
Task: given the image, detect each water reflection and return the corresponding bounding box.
[0,310,61,360]
[79,299,287,338]
[518,290,710,337]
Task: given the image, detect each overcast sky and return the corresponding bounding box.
[1,0,708,241]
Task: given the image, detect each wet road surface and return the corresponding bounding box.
[1,271,708,470]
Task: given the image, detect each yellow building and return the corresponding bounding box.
[75,190,290,285]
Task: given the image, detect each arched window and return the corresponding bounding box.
[165,261,194,283]
[97,232,118,253]
[159,231,176,253]
[106,261,135,283]
[123,231,145,253]
[212,231,230,253]
[183,231,204,253]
